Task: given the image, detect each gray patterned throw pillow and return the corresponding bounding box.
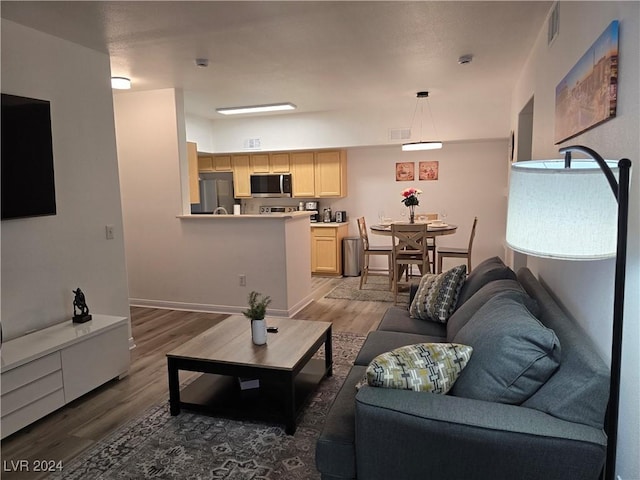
[409,264,467,323]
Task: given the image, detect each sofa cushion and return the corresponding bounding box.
[451,295,561,404]
[365,343,473,394]
[378,306,447,337]
[409,265,467,323]
[456,256,517,307]
[355,330,443,366]
[315,365,367,479]
[517,268,609,428]
[446,279,540,341]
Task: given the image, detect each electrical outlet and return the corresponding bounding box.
[105,225,115,240]
[239,274,246,286]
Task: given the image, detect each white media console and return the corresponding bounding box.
[1,314,130,439]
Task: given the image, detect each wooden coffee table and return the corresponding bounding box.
[166,315,332,434]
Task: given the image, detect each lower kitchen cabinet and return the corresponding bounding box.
[311,224,349,275]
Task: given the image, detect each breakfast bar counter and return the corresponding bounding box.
[177,211,313,220]
[172,211,314,317]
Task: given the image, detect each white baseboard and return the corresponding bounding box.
[129,297,313,319]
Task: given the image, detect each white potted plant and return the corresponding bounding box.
[243,291,271,345]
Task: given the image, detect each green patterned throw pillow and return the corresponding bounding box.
[366,343,473,393]
[410,264,467,323]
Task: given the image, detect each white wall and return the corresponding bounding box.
[511,3,639,478]
[114,90,312,315]
[0,20,131,341]
[324,141,509,271]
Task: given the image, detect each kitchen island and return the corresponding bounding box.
[151,211,314,316]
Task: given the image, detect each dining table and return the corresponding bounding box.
[370,221,458,278]
[370,221,458,237]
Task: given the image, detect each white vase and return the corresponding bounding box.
[251,319,267,345]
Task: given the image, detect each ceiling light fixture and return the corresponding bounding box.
[402,91,443,151]
[216,102,296,116]
[111,77,131,90]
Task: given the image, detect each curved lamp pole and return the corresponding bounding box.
[558,145,631,480]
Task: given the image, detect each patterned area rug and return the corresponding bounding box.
[325,275,410,305]
[50,332,365,480]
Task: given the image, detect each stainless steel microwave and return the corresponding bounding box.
[250,174,292,198]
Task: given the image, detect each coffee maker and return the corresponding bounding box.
[305,201,319,222]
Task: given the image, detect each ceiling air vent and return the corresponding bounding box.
[548,3,559,46]
[389,128,411,142]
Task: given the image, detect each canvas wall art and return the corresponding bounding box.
[395,162,415,181]
[419,161,439,180]
[555,20,618,144]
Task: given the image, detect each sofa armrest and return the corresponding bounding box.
[355,386,605,480]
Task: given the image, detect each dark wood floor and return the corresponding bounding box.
[0,283,388,479]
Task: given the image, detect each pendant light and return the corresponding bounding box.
[402,91,443,151]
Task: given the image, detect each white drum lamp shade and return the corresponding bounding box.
[506,159,619,260]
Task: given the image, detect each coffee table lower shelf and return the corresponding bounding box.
[172,358,329,434]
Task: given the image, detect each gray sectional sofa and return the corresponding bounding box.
[316,257,609,480]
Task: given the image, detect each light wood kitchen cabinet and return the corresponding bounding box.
[232,155,251,198]
[187,142,200,204]
[250,154,270,173]
[291,152,316,197]
[315,150,347,197]
[270,153,290,173]
[311,224,349,275]
[198,155,213,172]
[213,155,232,171]
[198,154,233,172]
[251,153,290,173]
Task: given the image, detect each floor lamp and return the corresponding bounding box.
[505,145,631,480]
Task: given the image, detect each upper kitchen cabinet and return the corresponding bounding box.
[291,149,347,198]
[315,150,347,197]
[232,155,251,198]
[291,152,316,197]
[251,153,290,173]
[270,153,290,173]
[199,154,232,172]
[250,154,270,173]
[187,142,200,204]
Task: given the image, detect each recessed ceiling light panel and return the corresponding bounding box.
[216,103,296,115]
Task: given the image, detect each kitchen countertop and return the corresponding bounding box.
[178,211,313,220]
[311,222,348,227]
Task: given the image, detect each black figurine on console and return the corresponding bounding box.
[72,288,92,324]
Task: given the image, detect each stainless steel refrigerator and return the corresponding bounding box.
[191,172,235,214]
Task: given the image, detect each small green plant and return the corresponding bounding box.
[243,291,272,320]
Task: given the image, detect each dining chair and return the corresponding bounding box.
[417,212,439,273]
[357,217,393,290]
[391,223,430,304]
[437,216,478,274]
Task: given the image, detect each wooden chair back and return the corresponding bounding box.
[416,212,439,222]
[391,223,429,258]
[467,217,478,253]
[357,217,370,251]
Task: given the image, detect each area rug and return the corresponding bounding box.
[325,275,409,304]
[49,331,365,480]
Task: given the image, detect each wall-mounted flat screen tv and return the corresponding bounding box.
[1,93,57,220]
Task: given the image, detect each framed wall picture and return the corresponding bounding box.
[419,161,439,180]
[395,162,415,181]
[554,20,619,144]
